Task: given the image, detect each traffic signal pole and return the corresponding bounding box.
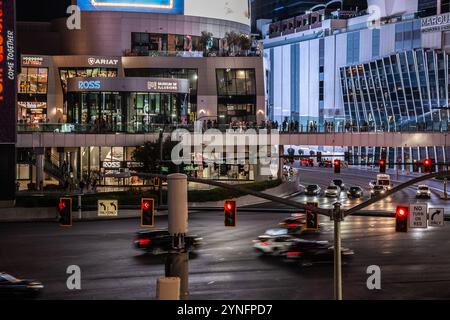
[332,202,343,300]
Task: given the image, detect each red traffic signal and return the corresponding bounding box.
[334,159,341,174]
[395,206,408,232]
[379,159,386,173]
[423,158,434,173]
[141,198,155,227]
[224,199,237,227]
[58,198,72,227]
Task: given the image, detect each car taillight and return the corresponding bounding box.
[287,251,303,257]
[138,238,151,246]
[260,242,269,246]
[287,224,298,228]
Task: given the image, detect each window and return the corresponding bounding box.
[18,67,48,94]
[347,32,360,65]
[372,29,380,58]
[216,69,256,96]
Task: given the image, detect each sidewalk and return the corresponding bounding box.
[0,178,301,223]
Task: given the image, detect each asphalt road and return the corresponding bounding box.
[284,167,450,213]
[2,209,450,300]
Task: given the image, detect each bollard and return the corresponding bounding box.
[156,277,180,300]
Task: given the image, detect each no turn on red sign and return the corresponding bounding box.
[409,204,428,229]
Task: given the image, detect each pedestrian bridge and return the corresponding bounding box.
[17,131,449,148]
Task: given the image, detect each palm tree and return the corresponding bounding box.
[225,31,240,54]
[239,34,252,55]
[200,31,213,54]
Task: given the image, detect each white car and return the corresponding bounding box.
[253,229,296,256]
[416,185,431,198]
[325,185,341,197]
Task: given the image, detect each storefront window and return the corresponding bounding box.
[18,67,49,123]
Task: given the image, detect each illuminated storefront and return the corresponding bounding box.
[66,77,190,132]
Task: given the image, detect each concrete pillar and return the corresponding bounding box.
[438,0,442,15]
[156,277,180,300]
[36,154,44,191]
[168,173,188,237]
[278,145,285,179]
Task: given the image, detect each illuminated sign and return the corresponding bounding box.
[147,80,178,91]
[422,13,450,33]
[78,80,101,89]
[22,56,44,66]
[78,0,184,14]
[0,0,17,144]
[88,57,119,66]
[18,102,48,109]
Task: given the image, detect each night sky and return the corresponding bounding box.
[17,0,72,22]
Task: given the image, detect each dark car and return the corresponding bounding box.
[134,230,203,254]
[304,184,322,196]
[0,272,44,297]
[332,179,346,190]
[285,239,354,265]
[347,186,364,198]
[318,160,332,168]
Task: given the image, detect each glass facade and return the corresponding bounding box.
[125,68,198,120]
[216,69,257,125]
[67,91,189,133]
[18,67,49,123]
[341,48,450,168]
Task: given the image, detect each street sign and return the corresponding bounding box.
[409,204,428,229]
[98,200,118,217]
[429,208,445,227]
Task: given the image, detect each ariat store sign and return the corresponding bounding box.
[422,13,450,33]
[87,57,119,66]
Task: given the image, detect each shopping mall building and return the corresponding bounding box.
[16,0,266,190]
[263,0,450,168]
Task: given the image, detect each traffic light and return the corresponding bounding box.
[317,152,322,162]
[379,159,386,173]
[395,206,408,232]
[423,158,432,173]
[334,159,341,174]
[58,198,72,227]
[306,202,319,230]
[141,198,155,227]
[224,199,237,227]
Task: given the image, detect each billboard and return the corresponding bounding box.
[77,0,184,14]
[77,0,250,25]
[184,0,250,25]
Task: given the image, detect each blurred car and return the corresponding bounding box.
[347,186,364,199]
[325,185,341,197]
[253,232,297,256]
[300,158,314,167]
[285,239,354,265]
[416,185,431,198]
[134,230,202,255]
[279,215,306,232]
[304,184,322,196]
[332,179,346,190]
[318,160,333,168]
[0,272,44,297]
[370,185,386,198]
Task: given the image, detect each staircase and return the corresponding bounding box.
[44,154,65,184]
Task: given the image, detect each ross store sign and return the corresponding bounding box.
[101,161,145,169]
[78,80,101,90]
[22,56,44,66]
[0,0,17,143]
[87,57,119,66]
[421,13,450,33]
